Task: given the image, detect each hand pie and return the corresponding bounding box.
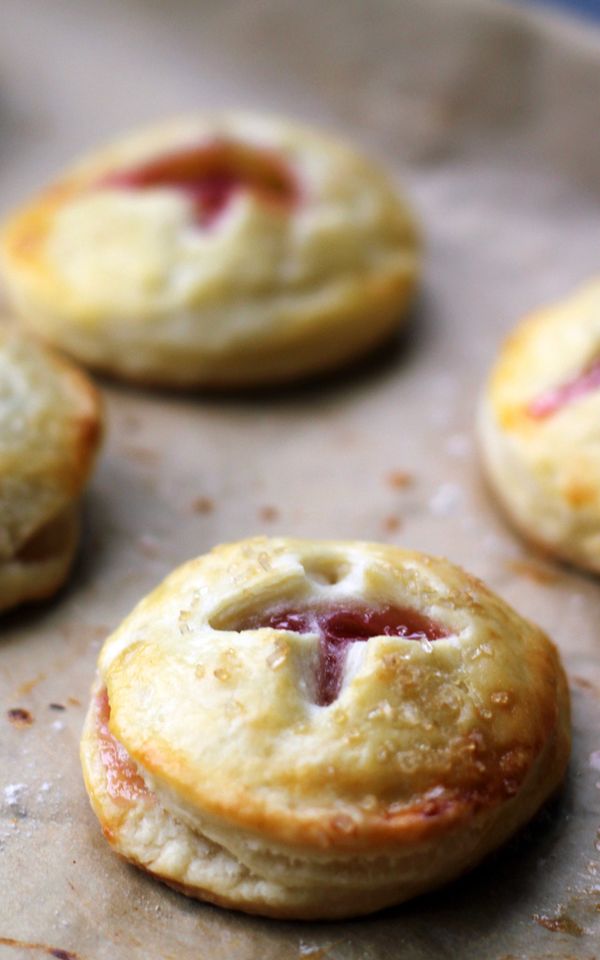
[81,536,570,919]
[479,280,600,572]
[1,115,419,388]
[0,326,102,613]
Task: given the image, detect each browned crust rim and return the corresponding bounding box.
[2,174,84,266]
[81,673,570,919]
[107,674,570,854]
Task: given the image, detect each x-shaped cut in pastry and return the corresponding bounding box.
[95,600,448,798]
[237,602,448,706]
[102,139,298,227]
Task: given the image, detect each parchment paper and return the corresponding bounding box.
[1,0,600,957]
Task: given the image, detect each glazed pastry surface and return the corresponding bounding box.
[81,537,570,919]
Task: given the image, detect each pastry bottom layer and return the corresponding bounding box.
[10,261,416,390]
[80,681,567,920]
[0,504,79,614]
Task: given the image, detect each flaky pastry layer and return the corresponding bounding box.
[81,537,570,918]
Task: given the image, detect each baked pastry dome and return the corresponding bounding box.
[0,325,102,613]
[1,115,419,388]
[479,280,600,572]
[81,536,570,919]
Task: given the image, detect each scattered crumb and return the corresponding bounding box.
[191,496,214,515]
[383,515,402,533]
[16,674,45,696]
[259,506,279,523]
[444,433,471,458]
[120,445,159,466]
[572,676,598,693]
[58,623,108,643]
[3,783,26,808]
[429,483,463,516]
[137,534,161,558]
[7,707,33,728]
[334,428,360,447]
[51,720,65,732]
[533,912,583,936]
[120,412,142,434]
[297,940,344,958]
[49,703,66,712]
[481,532,511,556]
[67,697,81,707]
[506,558,559,585]
[429,407,452,428]
[36,782,52,803]
[387,470,414,490]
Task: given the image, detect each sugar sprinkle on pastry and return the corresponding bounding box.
[81,536,570,919]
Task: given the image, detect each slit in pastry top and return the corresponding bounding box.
[101,139,298,227]
[238,603,448,706]
[528,357,600,419]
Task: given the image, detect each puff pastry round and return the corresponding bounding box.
[1,115,419,388]
[0,325,102,613]
[479,280,600,572]
[81,536,570,919]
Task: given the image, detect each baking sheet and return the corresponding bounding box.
[1,0,600,956]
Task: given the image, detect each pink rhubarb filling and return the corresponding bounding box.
[94,605,447,796]
[528,357,600,419]
[241,604,447,706]
[101,140,298,227]
[96,688,149,803]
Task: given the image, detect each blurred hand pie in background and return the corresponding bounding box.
[479,280,600,573]
[0,326,102,613]
[1,115,420,389]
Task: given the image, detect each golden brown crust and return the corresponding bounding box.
[81,537,570,918]
[478,280,600,573]
[1,114,419,388]
[0,325,103,612]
